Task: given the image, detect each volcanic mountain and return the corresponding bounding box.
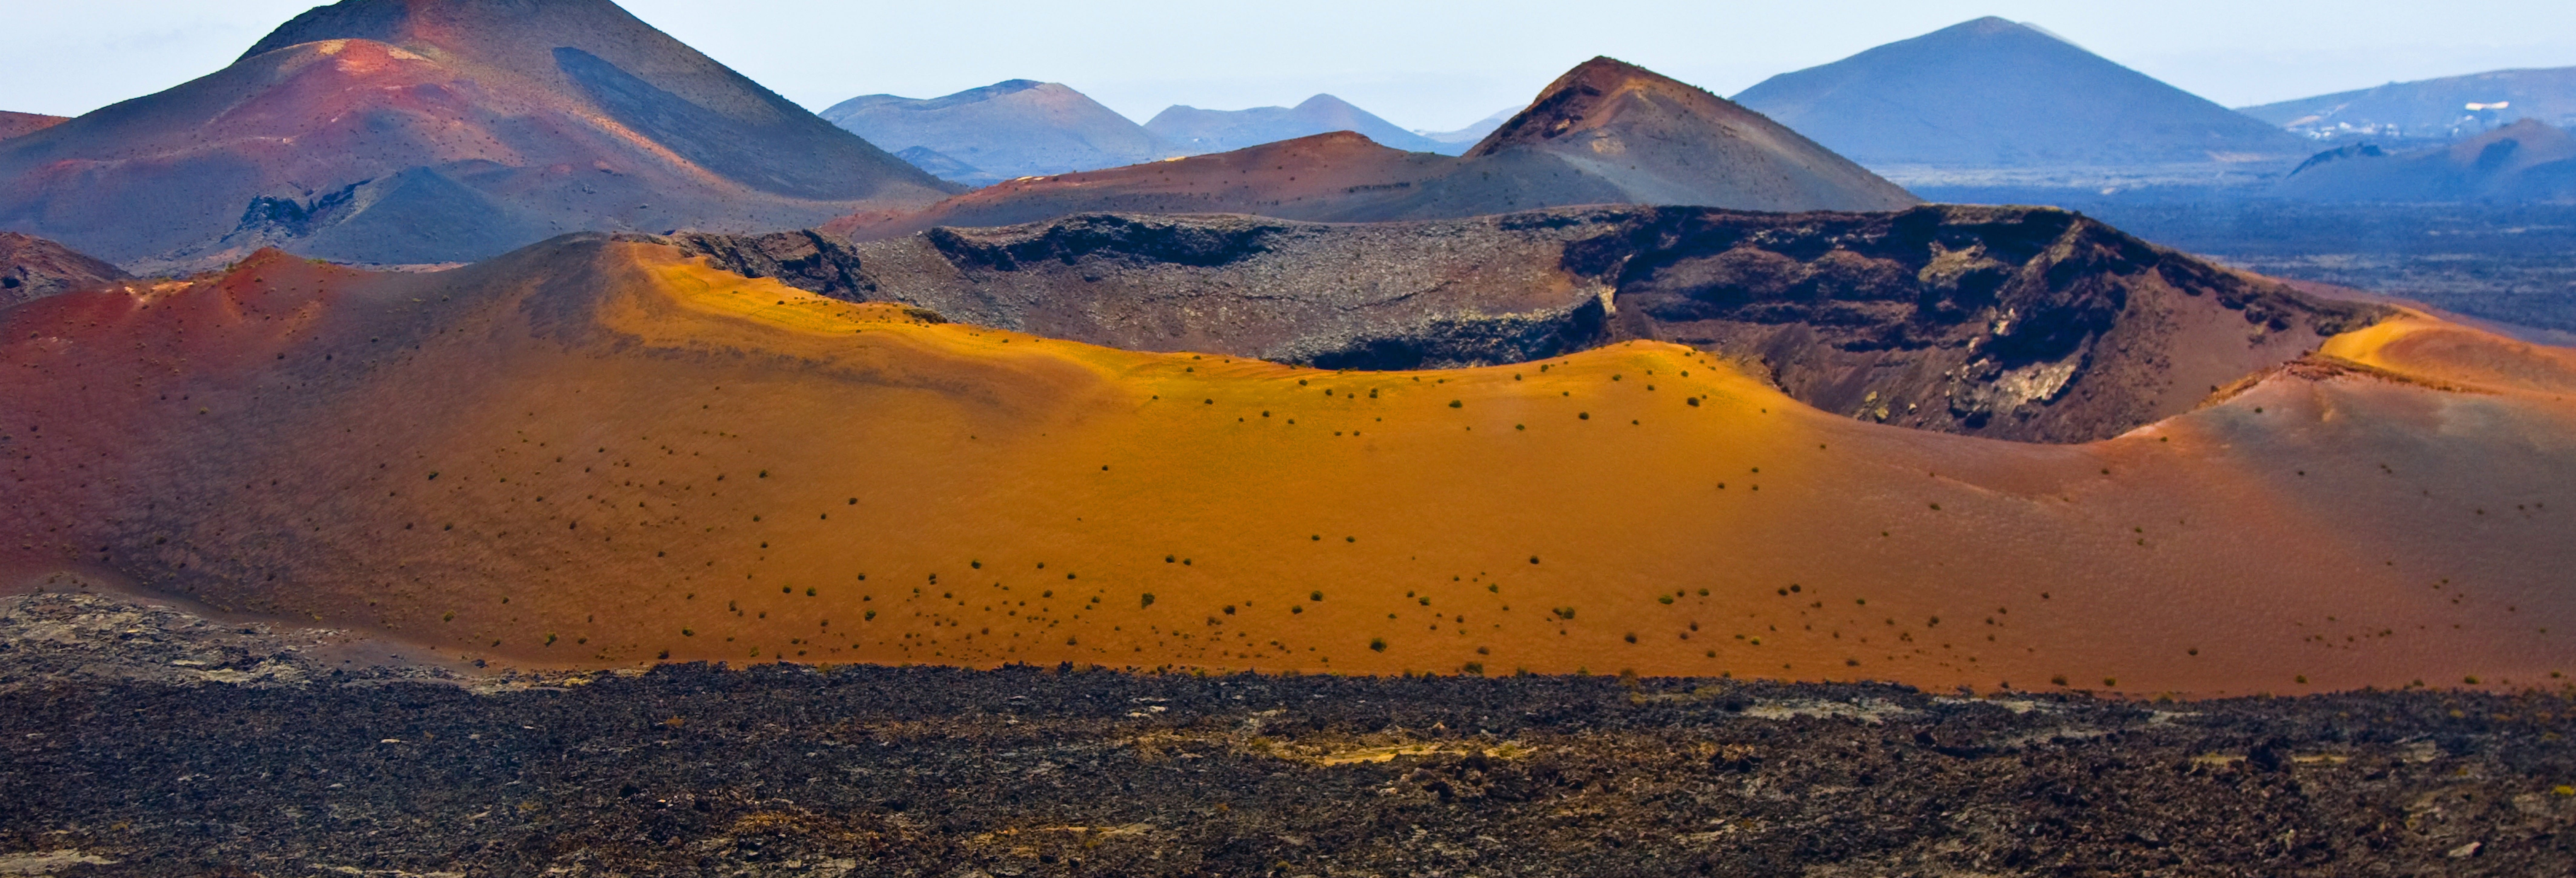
[1145,94,1443,155]
[2275,119,2576,202]
[0,0,954,271]
[2,235,2569,696]
[0,112,67,142]
[821,80,1177,187]
[2243,66,2576,142]
[0,233,130,309]
[714,206,2385,444]
[1733,17,2308,171]
[837,58,1917,240]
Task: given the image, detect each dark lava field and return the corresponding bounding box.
[2,592,2573,877]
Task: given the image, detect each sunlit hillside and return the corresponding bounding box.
[4,239,2570,697]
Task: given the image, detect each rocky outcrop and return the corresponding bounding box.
[1,233,131,308]
[1572,206,2389,440]
[654,230,879,300]
[677,206,2386,443]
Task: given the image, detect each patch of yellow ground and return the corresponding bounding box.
[5,243,2573,697]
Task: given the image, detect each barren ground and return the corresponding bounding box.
[2,590,2571,877]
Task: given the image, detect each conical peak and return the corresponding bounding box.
[1915,16,2085,51]
[917,79,1054,109]
[240,0,644,62]
[1467,56,1712,155]
[1553,56,1666,92]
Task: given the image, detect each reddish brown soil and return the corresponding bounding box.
[0,233,130,308]
[0,112,66,142]
[1,241,2569,697]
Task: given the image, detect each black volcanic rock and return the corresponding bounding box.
[1734,17,2307,169]
[0,233,131,308]
[4,590,2568,878]
[1146,94,1442,154]
[824,80,1177,185]
[657,229,878,300]
[703,205,2382,444]
[0,0,955,271]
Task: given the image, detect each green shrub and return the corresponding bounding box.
[1140,593,1157,607]
[1369,638,1387,652]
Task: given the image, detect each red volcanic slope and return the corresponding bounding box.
[0,238,2570,695]
[0,233,131,309]
[840,58,1915,241]
[0,112,67,141]
[0,0,954,271]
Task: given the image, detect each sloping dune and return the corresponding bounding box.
[2,240,2569,696]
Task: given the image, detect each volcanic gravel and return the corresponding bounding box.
[2,591,2571,877]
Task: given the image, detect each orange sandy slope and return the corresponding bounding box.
[2,241,2571,697]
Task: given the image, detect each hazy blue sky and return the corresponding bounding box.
[7,1,2576,131]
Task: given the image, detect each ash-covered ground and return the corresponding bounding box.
[1,590,2571,877]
